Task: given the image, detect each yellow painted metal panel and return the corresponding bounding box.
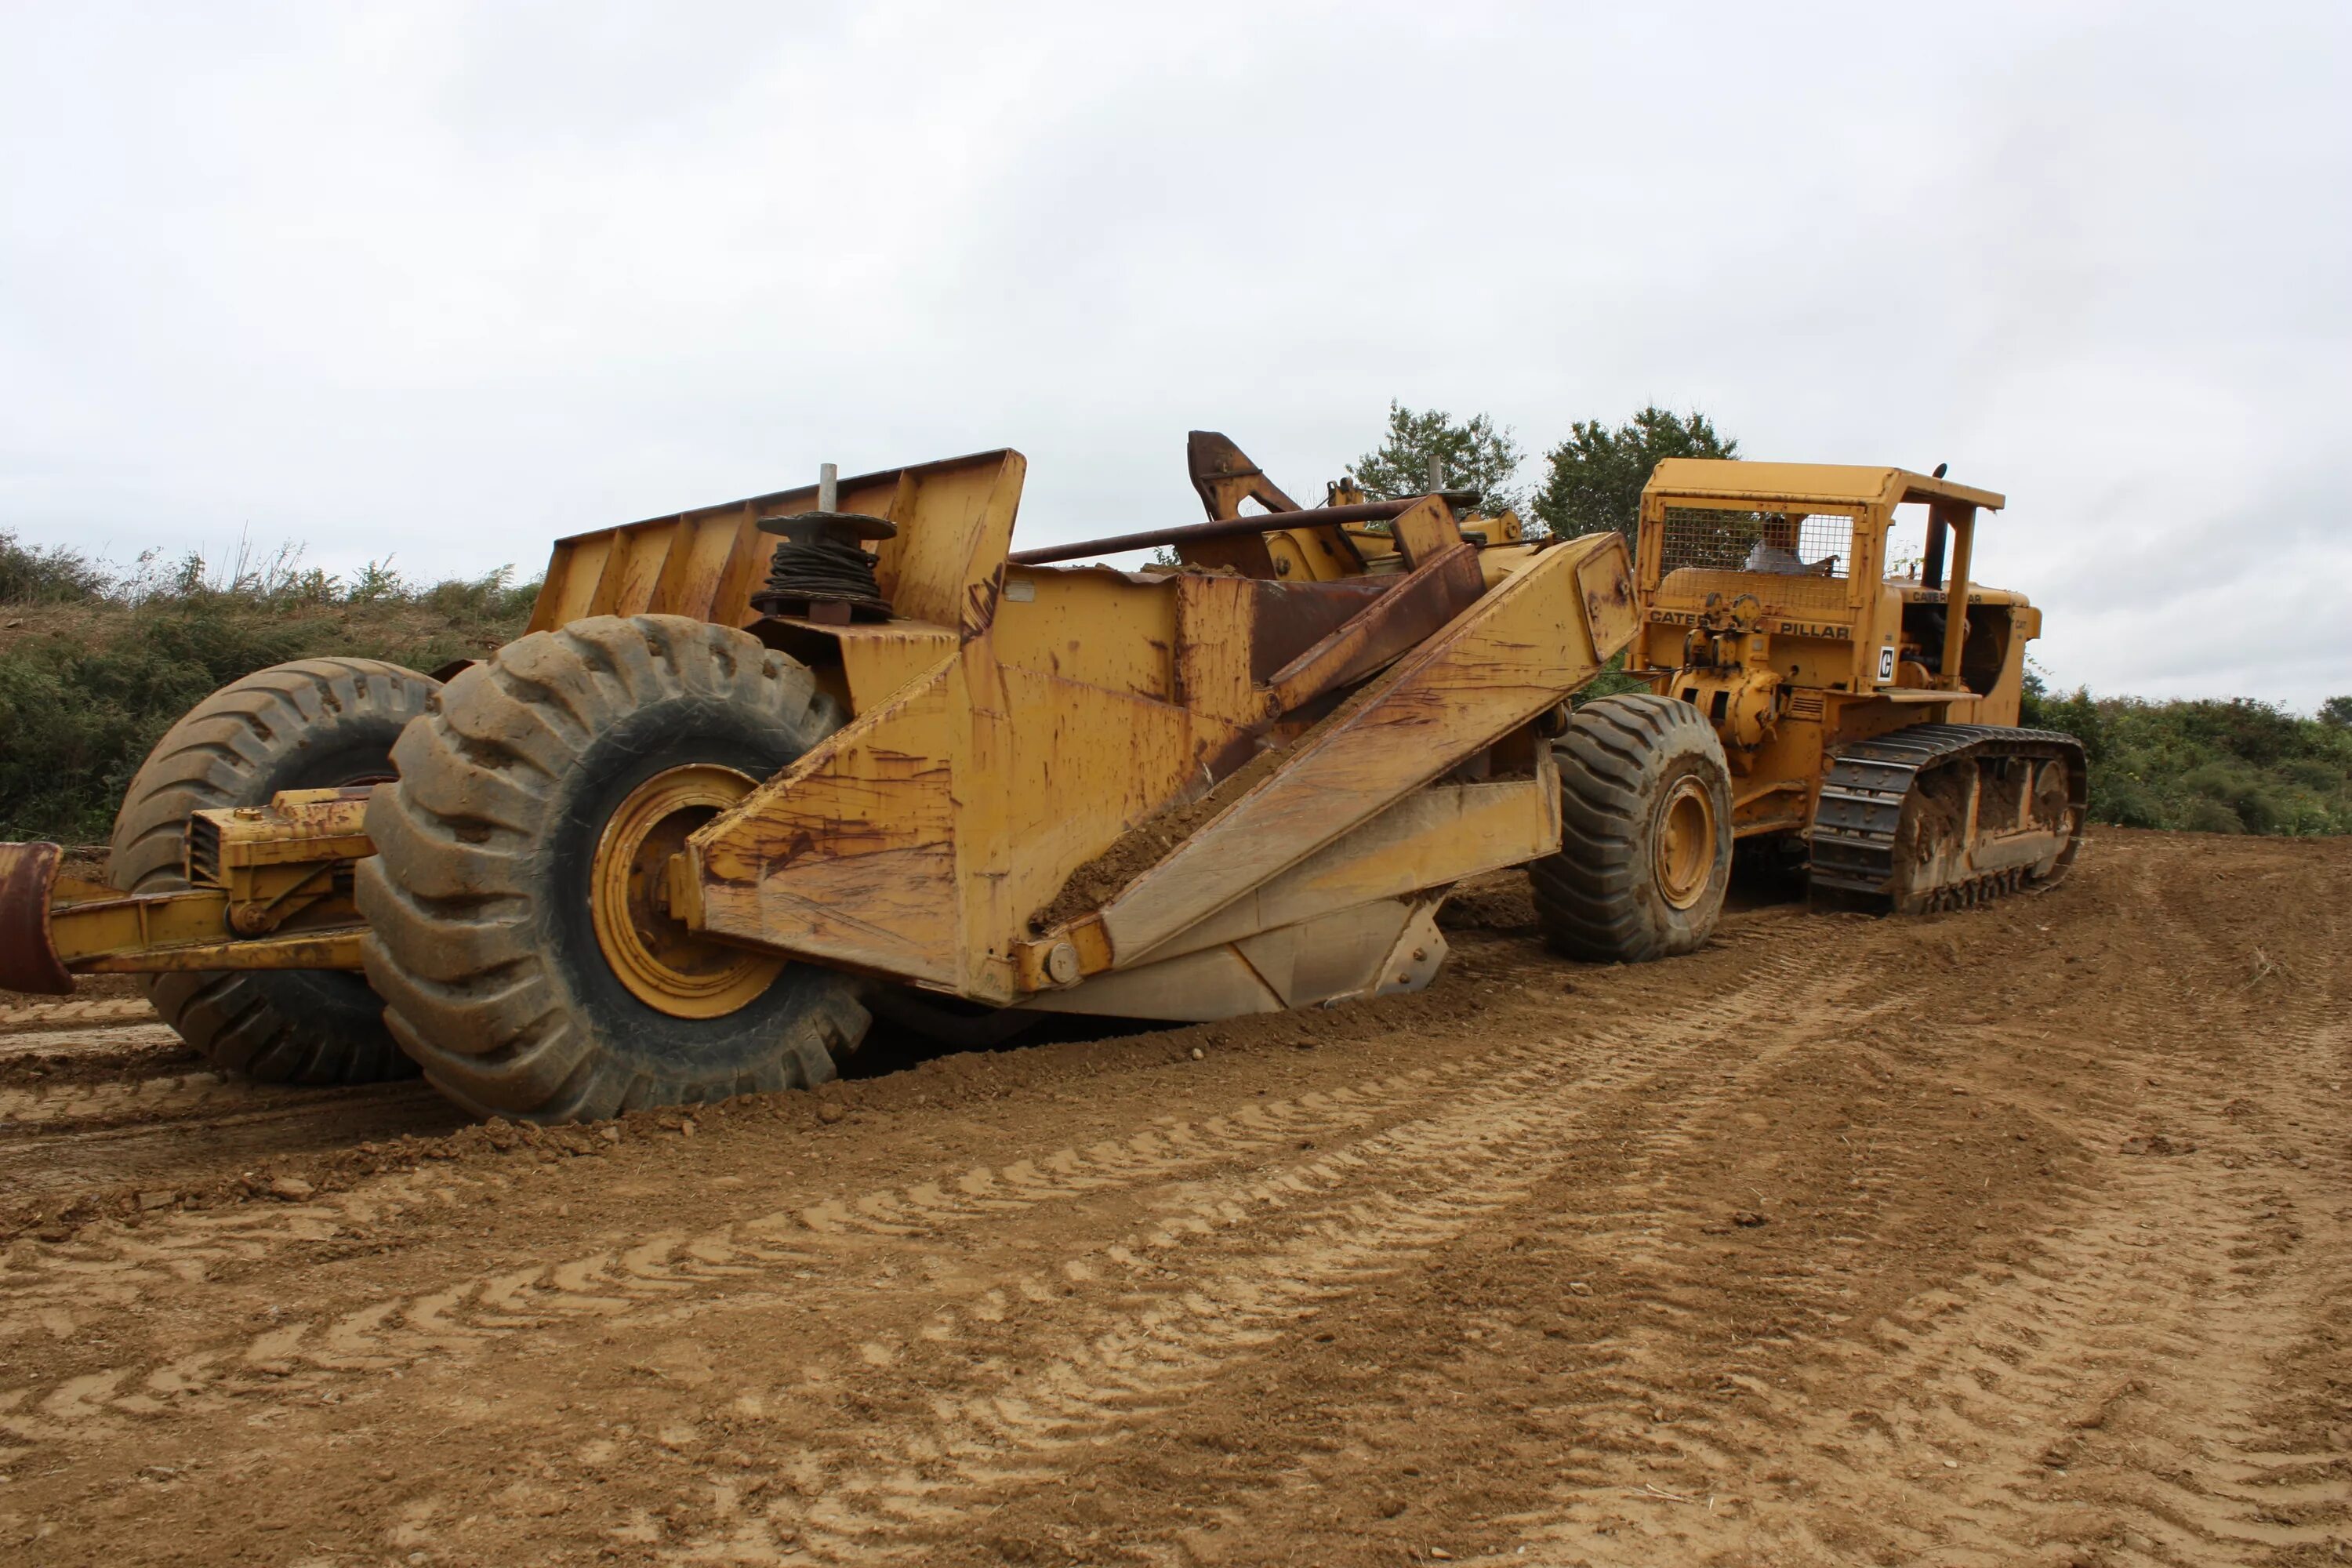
[589,523,676,619]
[1243,898,1413,1006]
[1021,896,1446,1020]
[1131,774,1559,966]
[1018,936,1283,1020]
[964,662,1242,989]
[992,569,1178,703]
[1646,459,2005,513]
[689,661,965,985]
[691,602,1243,1000]
[1387,495,1464,566]
[876,454,1026,633]
[534,534,612,630]
[1574,543,1639,657]
[1261,544,1482,720]
[1171,573,1262,727]
[1094,532,1635,964]
[526,450,1026,636]
[648,514,742,619]
[831,622,958,713]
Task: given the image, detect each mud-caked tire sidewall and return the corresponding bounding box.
[1530,693,1733,964]
[358,615,868,1123]
[107,658,437,1083]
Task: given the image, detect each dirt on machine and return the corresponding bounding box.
[0,436,2085,1123]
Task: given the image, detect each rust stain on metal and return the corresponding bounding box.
[1241,579,1391,684]
[1009,497,1474,569]
[1263,543,1483,716]
[1385,495,1465,568]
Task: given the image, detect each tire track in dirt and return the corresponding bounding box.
[645,947,1853,1563]
[0,1066,349,1131]
[0,1009,466,1214]
[1501,841,2352,1566]
[5,834,2345,1568]
[1516,1069,2344,1563]
[0,1083,465,1204]
[0,1000,154,1036]
[0,1031,1554,1444]
[938,926,1991,1566]
[782,1044,1679,1563]
[0,922,1824,1565]
[0,918,1808,1438]
[915,842,2346,1568]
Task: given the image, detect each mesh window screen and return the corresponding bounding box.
[1659,507,1853,579]
[1795,514,1852,578]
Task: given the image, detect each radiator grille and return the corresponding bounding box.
[185,815,223,887]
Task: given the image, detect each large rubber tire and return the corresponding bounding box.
[107,658,438,1083]
[1529,693,1733,963]
[356,615,871,1123]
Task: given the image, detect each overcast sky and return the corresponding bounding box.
[3,2,2347,707]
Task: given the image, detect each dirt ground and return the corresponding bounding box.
[0,828,2344,1566]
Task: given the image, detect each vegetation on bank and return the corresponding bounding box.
[0,530,536,842]
[2023,678,2351,837]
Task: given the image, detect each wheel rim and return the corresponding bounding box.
[1653,776,1717,911]
[591,764,782,1019]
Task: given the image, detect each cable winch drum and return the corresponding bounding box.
[750,510,897,622]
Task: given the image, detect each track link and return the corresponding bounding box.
[1809,724,2086,913]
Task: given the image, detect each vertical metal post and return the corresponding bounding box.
[1939,506,1975,689]
[1425,454,1444,494]
[818,463,839,514]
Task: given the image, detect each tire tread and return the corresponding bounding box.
[1528,693,1732,964]
[358,615,865,1122]
[105,656,438,1083]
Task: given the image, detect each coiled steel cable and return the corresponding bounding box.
[748,510,896,620]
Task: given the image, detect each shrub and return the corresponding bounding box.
[2026,684,2352,837]
[0,531,109,604]
[0,540,539,841]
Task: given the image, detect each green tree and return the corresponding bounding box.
[1352,402,1526,516]
[1532,406,1738,543]
[2321,695,2352,728]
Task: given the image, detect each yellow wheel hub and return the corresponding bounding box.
[591,764,781,1019]
[1653,775,1717,912]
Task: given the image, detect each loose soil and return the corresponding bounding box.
[0,828,2344,1566]
[1037,740,1289,931]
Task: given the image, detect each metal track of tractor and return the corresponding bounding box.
[1809,724,2087,914]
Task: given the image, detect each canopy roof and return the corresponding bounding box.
[1645,459,2004,513]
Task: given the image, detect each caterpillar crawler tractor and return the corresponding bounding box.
[1628,460,2085,912]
